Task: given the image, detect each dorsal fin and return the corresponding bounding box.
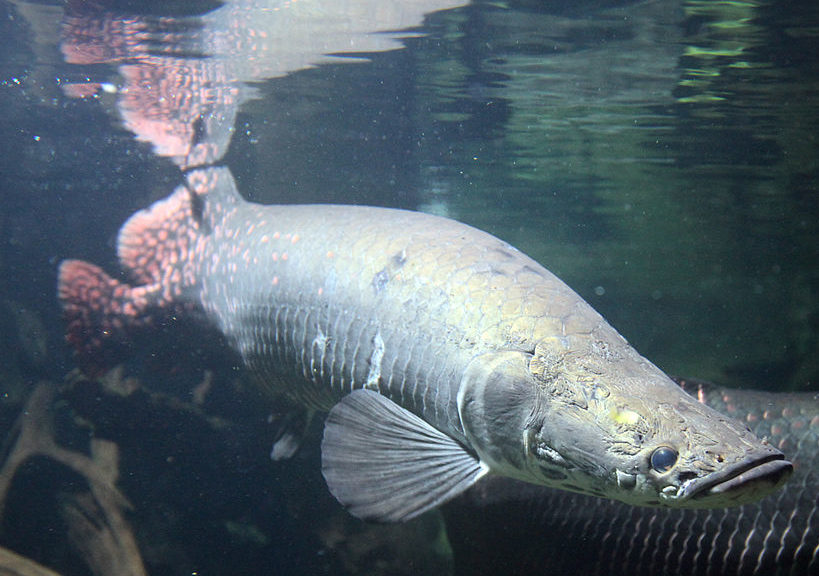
[116,166,243,287]
[117,184,199,285]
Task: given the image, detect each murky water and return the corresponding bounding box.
[3,0,816,391]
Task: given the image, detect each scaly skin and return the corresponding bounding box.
[445,378,819,576]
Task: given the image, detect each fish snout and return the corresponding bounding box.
[684,453,793,507]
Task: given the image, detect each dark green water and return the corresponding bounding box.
[231,0,819,392]
[4,0,815,392]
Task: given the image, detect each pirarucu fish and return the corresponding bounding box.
[58,167,792,521]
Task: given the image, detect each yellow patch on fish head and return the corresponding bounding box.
[609,407,642,426]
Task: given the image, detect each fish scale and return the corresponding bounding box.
[446,379,819,576]
[201,189,521,433]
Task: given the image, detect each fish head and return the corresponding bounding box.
[522,374,793,508]
[459,337,792,508]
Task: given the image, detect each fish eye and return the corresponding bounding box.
[650,446,678,473]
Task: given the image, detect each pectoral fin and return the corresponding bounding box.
[321,389,488,522]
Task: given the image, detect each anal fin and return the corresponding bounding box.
[321,389,488,522]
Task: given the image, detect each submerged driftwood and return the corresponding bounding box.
[0,383,146,576]
[0,365,454,576]
[0,546,62,576]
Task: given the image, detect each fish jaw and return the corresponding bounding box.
[665,453,793,507]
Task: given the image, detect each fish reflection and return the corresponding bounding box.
[58,0,467,168]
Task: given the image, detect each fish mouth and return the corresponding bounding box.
[685,454,793,507]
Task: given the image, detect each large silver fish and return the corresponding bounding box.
[58,167,791,521]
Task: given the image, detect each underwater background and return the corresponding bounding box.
[0,0,816,574]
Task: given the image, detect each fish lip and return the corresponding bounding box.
[686,454,793,504]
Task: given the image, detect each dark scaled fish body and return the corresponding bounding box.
[58,167,792,521]
[445,379,819,576]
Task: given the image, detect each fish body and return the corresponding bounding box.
[58,167,791,521]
